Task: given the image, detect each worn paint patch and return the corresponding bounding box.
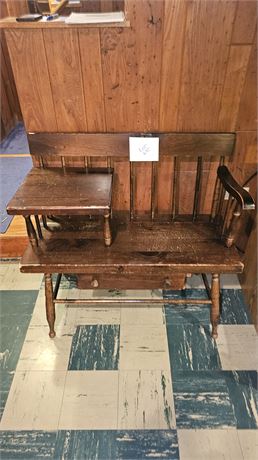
[0,371,14,420]
[166,324,221,373]
[55,430,179,459]
[225,371,258,429]
[118,370,175,429]
[68,325,120,370]
[164,289,251,326]
[0,431,56,458]
[173,371,236,428]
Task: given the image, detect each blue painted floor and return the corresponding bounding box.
[0,265,257,459]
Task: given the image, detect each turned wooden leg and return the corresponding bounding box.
[45,274,56,338]
[211,273,220,339]
[104,212,112,247]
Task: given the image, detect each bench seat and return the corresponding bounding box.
[20,221,243,277]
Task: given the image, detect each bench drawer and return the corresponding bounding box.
[76,273,186,290]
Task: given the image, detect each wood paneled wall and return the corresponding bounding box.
[4,0,256,206]
[0,0,28,139]
[4,1,256,140]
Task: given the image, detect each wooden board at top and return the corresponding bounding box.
[28,132,236,157]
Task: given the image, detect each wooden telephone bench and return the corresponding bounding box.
[7,132,255,339]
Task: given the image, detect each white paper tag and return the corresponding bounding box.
[129,137,159,162]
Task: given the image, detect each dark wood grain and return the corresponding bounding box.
[28,132,130,157]
[218,45,251,131]
[0,30,21,139]
[43,29,87,132]
[77,273,186,290]
[236,39,257,132]
[79,29,106,131]
[4,0,29,16]
[20,221,244,274]
[159,0,187,130]
[177,0,236,131]
[5,29,57,132]
[28,132,236,157]
[231,1,257,44]
[7,168,113,215]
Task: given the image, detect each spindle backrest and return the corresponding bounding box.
[28,132,236,222]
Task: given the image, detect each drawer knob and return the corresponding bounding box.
[164,278,171,287]
[91,279,99,288]
[118,266,124,273]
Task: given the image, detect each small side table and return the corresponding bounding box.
[7,167,113,247]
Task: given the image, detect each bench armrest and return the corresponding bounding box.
[217,166,255,247]
[217,165,255,210]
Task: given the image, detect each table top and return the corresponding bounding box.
[7,167,113,216]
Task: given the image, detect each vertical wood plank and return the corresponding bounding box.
[134,162,152,215]
[80,1,101,12]
[0,67,13,134]
[0,1,9,18]
[130,161,135,219]
[159,0,187,130]
[157,157,174,217]
[218,45,251,131]
[172,157,179,219]
[112,160,130,211]
[100,26,131,131]
[178,160,196,215]
[233,131,257,183]
[100,1,114,12]
[112,1,125,12]
[236,39,257,131]
[231,0,257,44]
[5,0,29,16]
[5,29,57,132]
[79,29,106,131]
[128,0,163,132]
[1,34,21,120]
[199,159,219,216]
[43,29,87,132]
[192,156,202,220]
[177,0,237,131]
[101,0,163,132]
[151,162,157,219]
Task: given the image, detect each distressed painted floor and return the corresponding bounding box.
[0,262,257,459]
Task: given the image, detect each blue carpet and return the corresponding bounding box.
[0,123,29,155]
[0,157,32,233]
[0,123,31,233]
